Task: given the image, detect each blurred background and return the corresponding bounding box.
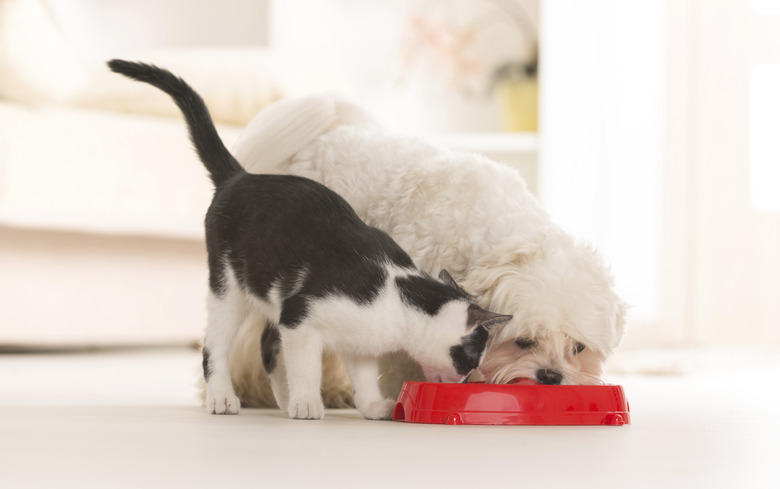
[1,0,778,370]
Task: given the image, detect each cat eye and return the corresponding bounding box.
[573,342,586,355]
[515,338,536,349]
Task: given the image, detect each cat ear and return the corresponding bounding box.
[438,269,458,288]
[467,304,513,330]
[439,269,471,296]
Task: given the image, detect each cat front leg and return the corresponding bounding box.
[341,354,396,420]
[203,288,248,415]
[279,327,325,419]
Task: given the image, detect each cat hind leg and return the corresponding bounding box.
[203,287,248,415]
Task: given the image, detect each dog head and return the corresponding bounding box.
[459,233,628,385]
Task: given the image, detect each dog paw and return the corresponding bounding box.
[360,399,396,420]
[206,390,241,415]
[287,397,325,420]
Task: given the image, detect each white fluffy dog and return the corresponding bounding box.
[220,94,628,407]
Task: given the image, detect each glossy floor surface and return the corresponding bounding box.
[1,347,778,488]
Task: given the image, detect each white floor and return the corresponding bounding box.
[1,347,778,489]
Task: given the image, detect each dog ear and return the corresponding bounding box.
[467,304,513,330]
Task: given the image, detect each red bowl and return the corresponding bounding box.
[393,379,630,426]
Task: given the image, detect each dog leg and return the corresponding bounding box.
[342,354,395,420]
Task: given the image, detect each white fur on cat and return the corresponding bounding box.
[206,261,488,419]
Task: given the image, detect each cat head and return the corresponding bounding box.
[402,269,513,383]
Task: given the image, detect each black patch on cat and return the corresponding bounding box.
[449,325,491,376]
[202,348,212,381]
[114,62,437,336]
[205,174,417,318]
[279,295,309,329]
[206,247,227,296]
[395,275,469,316]
[261,323,281,374]
[277,269,305,299]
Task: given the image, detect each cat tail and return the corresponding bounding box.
[231,92,379,174]
[107,59,244,187]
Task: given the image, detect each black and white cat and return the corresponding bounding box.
[108,60,512,420]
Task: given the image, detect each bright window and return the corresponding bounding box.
[750,64,780,213]
[752,0,780,15]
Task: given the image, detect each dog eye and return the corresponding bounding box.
[515,338,536,349]
[573,342,586,354]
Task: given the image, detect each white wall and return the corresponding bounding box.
[541,0,780,347]
[688,0,780,344]
[539,0,664,340]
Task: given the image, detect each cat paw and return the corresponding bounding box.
[287,398,325,420]
[360,399,396,420]
[206,390,241,415]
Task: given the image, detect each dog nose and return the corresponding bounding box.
[536,369,563,385]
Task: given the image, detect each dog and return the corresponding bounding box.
[213,93,628,408]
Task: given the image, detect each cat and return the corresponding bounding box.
[108,60,512,420]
